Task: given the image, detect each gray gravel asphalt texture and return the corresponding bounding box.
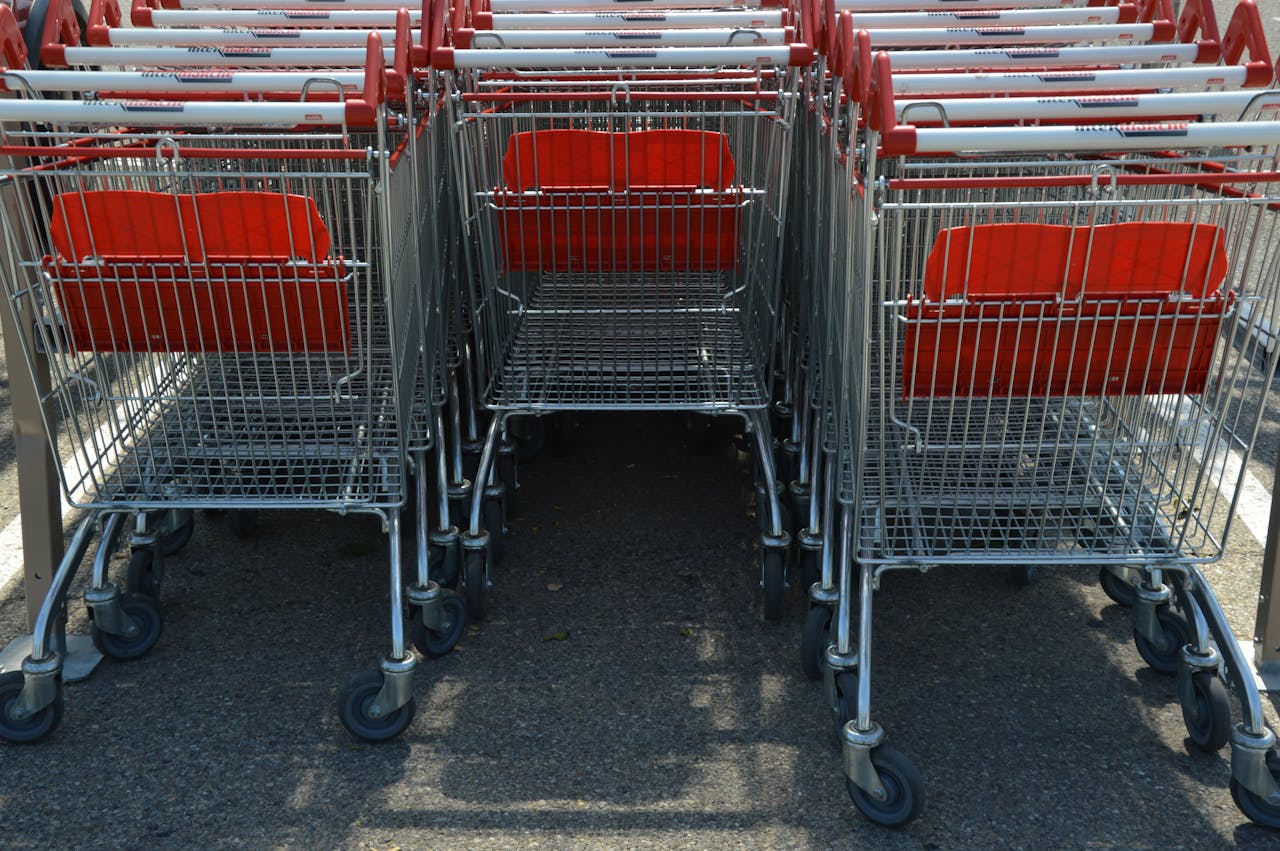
[7,1,1280,846]
[2,408,1280,850]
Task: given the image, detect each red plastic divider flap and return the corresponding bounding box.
[52,191,191,261]
[50,190,331,263]
[502,129,735,192]
[194,192,331,261]
[923,221,1228,302]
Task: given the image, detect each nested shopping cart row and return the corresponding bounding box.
[0,0,471,744]
[787,0,1280,830]
[7,0,1280,836]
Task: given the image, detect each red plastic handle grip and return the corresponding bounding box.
[0,4,26,75]
[86,0,122,46]
[130,0,158,27]
[1223,0,1274,85]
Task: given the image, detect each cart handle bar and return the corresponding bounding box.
[433,44,813,70]
[16,31,389,126]
[90,0,429,72]
[132,0,426,26]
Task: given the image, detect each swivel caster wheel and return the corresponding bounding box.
[463,549,489,622]
[337,669,416,743]
[846,745,926,828]
[1180,670,1231,753]
[800,605,831,681]
[91,593,163,661]
[1231,750,1280,829]
[483,497,505,566]
[0,671,63,744]
[411,590,467,659]
[832,670,858,740]
[126,549,160,599]
[1007,564,1034,588]
[762,549,785,621]
[510,416,546,462]
[157,512,195,557]
[799,547,820,590]
[496,452,519,518]
[1099,567,1138,608]
[1133,605,1192,675]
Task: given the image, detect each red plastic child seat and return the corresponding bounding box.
[903,221,1230,398]
[46,189,348,353]
[497,129,742,273]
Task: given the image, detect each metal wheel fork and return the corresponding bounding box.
[9,514,102,724]
[406,448,447,631]
[807,450,838,608]
[367,508,416,722]
[842,558,888,804]
[84,512,150,641]
[749,410,791,561]
[1182,566,1280,807]
[429,405,462,583]
[1133,567,1175,652]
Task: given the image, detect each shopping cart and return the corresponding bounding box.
[812,4,1280,827]
[0,18,459,744]
[432,32,810,619]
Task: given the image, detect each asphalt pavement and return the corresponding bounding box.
[2,409,1280,849]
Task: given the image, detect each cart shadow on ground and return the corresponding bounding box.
[1,413,1278,847]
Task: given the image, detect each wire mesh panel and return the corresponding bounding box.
[444,69,799,412]
[852,152,1280,566]
[0,123,420,512]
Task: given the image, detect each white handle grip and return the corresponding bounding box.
[489,0,760,11]
[140,8,417,25]
[56,44,391,66]
[881,43,1199,71]
[895,90,1280,123]
[97,27,409,47]
[461,28,788,48]
[847,7,1124,28]
[481,11,784,29]
[889,66,1260,96]
[156,0,417,9]
[0,98,352,126]
[836,0,1091,9]
[437,44,809,69]
[901,120,1280,154]
[866,23,1161,49]
[2,68,365,94]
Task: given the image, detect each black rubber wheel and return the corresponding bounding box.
[233,510,258,539]
[1133,605,1193,676]
[125,548,160,599]
[685,414,713,454]
[337,669,416,743]
[1099,567,1138,608]
[429,541,460,590]
[483,496,505,566]
[832,670,858,740]
[1230,751,1280,829]
[801,605,832,681]
[90,593,163,661]
[411,589,467,659]
[799,547,821,591]
[1008,565,1035,588]
[1181,670,1232,753]
[846,745,926,828]
[509,416,546,462]
[762,549,786,621]
[463,549,488,622]
[157,511,195,557]
[0,670,63,744]
[552,413,580,455]
[496,452,519,518]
